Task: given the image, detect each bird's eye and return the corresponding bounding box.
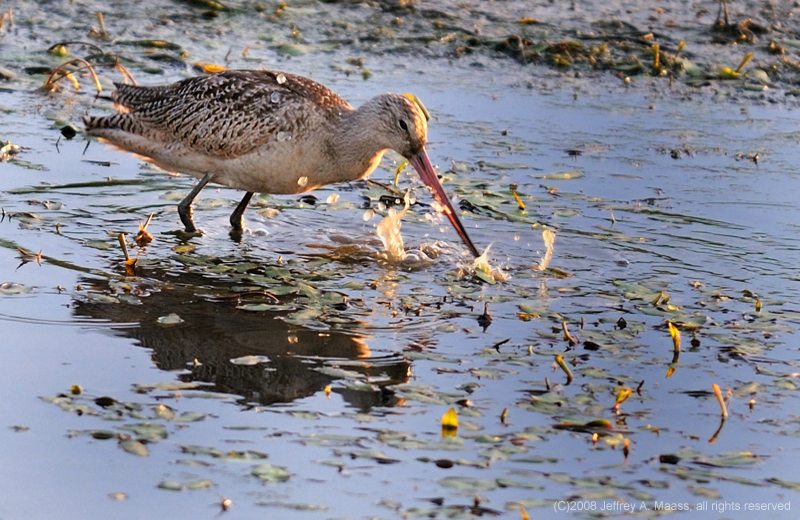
[399,120,408,131]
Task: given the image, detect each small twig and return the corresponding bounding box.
[113,60,138,85]
[562,321,577,345]
[44,58,103,92]
[712,383,728,418]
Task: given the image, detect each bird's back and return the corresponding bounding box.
[84,70,353,160]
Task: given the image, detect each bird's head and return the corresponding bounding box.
[374,93,429,159]
[369,93,479,257]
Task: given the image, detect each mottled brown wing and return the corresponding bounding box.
[114,70,351,158]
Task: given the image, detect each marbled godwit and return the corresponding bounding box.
[83,70,480,257]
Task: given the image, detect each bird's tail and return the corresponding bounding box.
[83,113,143,137]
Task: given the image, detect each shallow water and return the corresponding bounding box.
[3,1,800,519]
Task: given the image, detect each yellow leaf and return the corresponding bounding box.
[652,290,666,305]
[555,355,573,383]
[441,407,458,428]
[717,66,738,79]
[668,321,681,352]
[393,160,408,186]
[442,408,458,437]
[193,62,227,74]
[614,388,632,408]
[735,51,754,74]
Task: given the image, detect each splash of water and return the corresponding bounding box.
[536,229,556,270]
[469,245,508,284]
[376,197,409,262]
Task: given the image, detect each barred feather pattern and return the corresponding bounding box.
[87,70,351,159]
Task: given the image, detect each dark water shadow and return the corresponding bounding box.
[70,268,409,411]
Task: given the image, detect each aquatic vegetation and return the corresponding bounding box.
[1,1,800,518]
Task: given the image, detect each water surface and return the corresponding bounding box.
[2,1,800,519]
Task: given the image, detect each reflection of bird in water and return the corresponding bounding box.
[71,270,409,409]
[84,70,479,256]
[716,0,729,27]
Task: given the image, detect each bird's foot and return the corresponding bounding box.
[229,214,245,232]
[178,204,197,233]
[228,228,245,243]
[229,192,254,233]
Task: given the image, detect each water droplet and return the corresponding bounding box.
[514,234,520,241]
[326,194,339,205]
[297,176,308,187]
[363,209,374,221]
[276,73,286,85]
[276,131,288,142]
[376,202,386,212]
[270,91,281,103]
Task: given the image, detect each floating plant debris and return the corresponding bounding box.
[5,2,800,517]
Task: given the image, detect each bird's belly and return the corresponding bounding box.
[213,148,323,194]
[138,141,327,195]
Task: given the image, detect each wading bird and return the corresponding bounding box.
[83,70,479,257]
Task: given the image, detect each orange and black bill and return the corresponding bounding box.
[410,148,480,257]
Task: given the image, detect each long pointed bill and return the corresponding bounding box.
[410,148,480,257]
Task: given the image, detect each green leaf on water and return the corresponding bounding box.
[153,404,176,421]
[255,501,328,511]
[119,422,168,442]
[0,282,33,295]
[134,382,205,393]
[230,355,270,365]
[157,480,183,491]
[251,463,291,482]
[236,303,293,312]
[86,293,119,304]
[290,411,320,420]
[156,313,184,325]
[119,438,149,457]
[693,451,765,468]
[438,476,498,492]
[687,485,721,499]
[186,479,213,490]
[766,477,800,491]
[332,449,401,463]
[496,478,545,490]
[173,412,206,423]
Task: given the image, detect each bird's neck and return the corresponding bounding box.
[332,97,394,181]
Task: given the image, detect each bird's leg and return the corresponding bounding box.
[229,192,255,231]
[178,173,214,233]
